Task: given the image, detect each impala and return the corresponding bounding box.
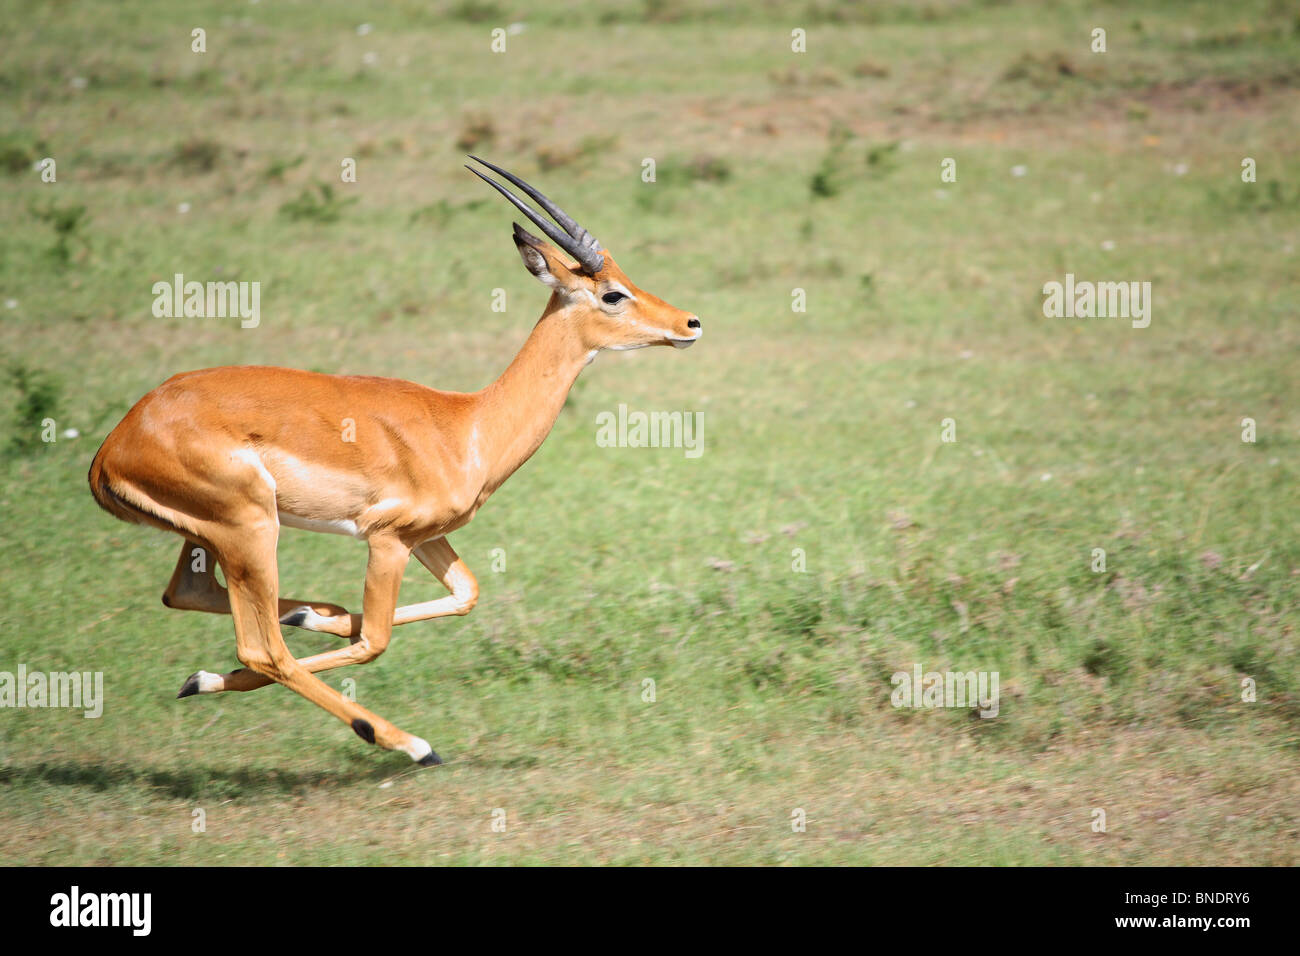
[88,157,701,765]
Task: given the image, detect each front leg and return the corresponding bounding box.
[279,536,477,636]
[399,536,479,622]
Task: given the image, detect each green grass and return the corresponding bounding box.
[0,0,1297,864]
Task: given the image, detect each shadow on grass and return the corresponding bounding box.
[0,757,397,800]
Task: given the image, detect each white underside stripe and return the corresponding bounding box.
[278,512,361,538]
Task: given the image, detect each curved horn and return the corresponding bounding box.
[465,156,605,274]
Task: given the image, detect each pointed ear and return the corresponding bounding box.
[512,222,579,290]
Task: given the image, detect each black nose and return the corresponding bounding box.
[687,317,701,329]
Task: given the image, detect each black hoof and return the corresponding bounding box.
[351,718,376,744]
[418,751,443,767]
[280,608,308,628]
[176,673,202,699]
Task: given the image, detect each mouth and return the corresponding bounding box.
[669,332,701,349]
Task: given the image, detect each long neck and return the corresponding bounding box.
[473,296,592,493]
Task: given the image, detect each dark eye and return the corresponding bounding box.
[601,291,626,305]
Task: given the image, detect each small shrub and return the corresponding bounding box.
[6,364,61,456]
[853,60,891,78]
[656,153,732,186]
[0,133,39,174]
[863,139,901,180]
[169,137,223,173]
[535,136,618,172]
[1001,51,1080,88]
[455,114,496,152]
[448,0,501,23]
[279,182,357,223]
[810,125,852,198]
[263,154,304,182]
[28,199,90,264]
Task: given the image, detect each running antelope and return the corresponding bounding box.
[88,157,701,765]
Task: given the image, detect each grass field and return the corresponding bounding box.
[1,0,1297,865]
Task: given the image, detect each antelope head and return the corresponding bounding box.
[466,155,702,353]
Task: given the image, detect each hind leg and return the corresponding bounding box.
[181,533,412,696]
[161,539,352,633]
[182,535,478,697]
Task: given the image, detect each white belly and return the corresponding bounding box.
[277,511,361,538]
